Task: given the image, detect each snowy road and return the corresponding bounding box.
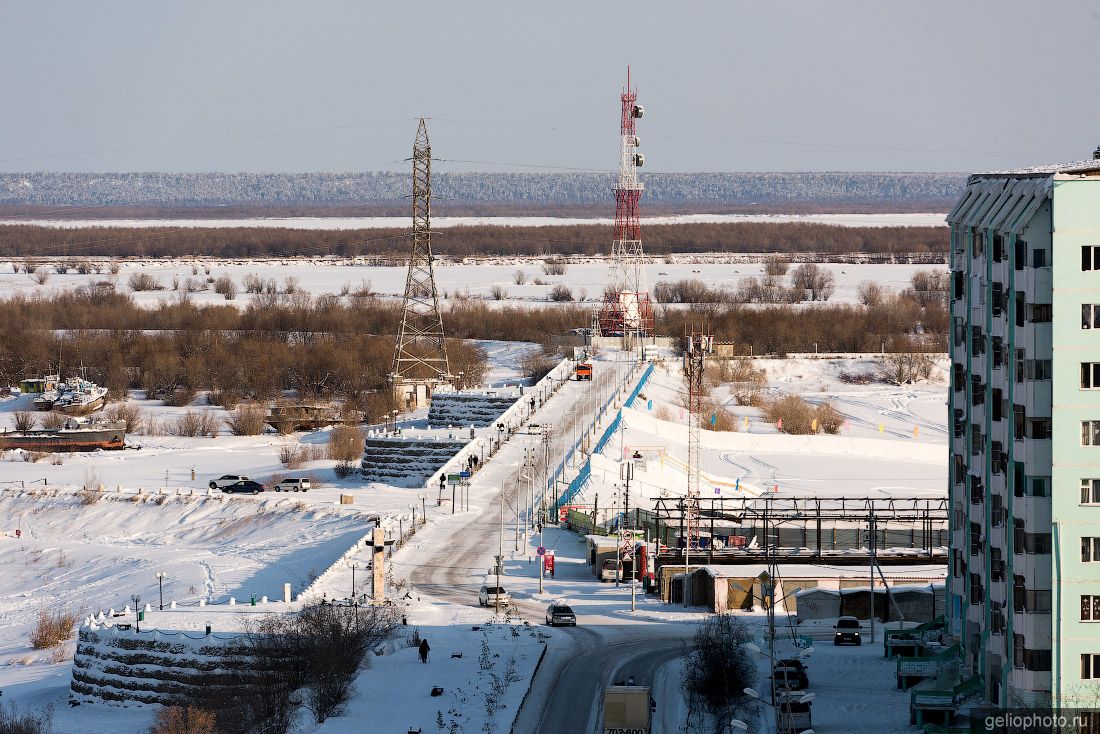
[402,355,696,733]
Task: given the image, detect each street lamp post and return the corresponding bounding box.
[155,571,166,610]
[131,594,141,633]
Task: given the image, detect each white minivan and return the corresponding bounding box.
[273,477,311,492]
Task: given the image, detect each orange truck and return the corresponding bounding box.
[575,361,593,381]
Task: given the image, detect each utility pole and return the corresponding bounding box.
[497,482,504,616]
[869,514,877,643]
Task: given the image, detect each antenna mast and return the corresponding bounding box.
[684,328,711,554]
[392,118,452,408]
[597,67,654,342]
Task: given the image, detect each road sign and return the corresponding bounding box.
[536,546,545,556]
[447,474,461,485]
[620,529,634,542]
[459,470,471,478]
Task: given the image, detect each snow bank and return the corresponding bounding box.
[621,406,945,465]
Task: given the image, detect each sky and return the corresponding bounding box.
[1,1,1098,174]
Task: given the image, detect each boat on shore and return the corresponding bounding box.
[52,378,108,416]
[0,417,126,452]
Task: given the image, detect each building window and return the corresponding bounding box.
[1014,406,1026,440]
[1084,245,1100,271]
[1082,595,1100,621]
[1024,359,1052,381]
[1028,303,1053,323]
[1084,305,1100,329]
[1032,249,1048,268]
[1083,422,1100,446]
[1082,479,1100,505]
[1027,419,1051,440]
[1083,654,1100,680]
[1030,477,1050,497]
[973,231,985,258]
[1084,363,1100,389]
[1084,538,1100,562]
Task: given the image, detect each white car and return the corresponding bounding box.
[273,477,311,492]
[209,474,249,490]
[479,584,511,607]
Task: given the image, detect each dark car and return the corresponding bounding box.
[222,480,265,495]
[834,616,862,646]
[545,603,577,627]
[771,658,809,690]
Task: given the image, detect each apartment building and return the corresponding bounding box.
[948,156,1100,708]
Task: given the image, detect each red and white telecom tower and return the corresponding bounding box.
[597,67,653,339]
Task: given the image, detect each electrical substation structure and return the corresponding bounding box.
[683,329,712,555]
[596,67,654,343]
[392,118,453,408]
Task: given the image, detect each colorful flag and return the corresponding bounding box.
[647,399,653,410]
[777,418,783,430]
[735,478,740,492]
[710,413,717,425]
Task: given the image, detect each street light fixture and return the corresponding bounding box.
[130,594,141,632]
[155,571,166,610]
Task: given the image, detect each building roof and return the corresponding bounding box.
[972,158,1100,179]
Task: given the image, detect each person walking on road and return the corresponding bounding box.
[419,638,430,663]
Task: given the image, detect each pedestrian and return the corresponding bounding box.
[419,638,430,663]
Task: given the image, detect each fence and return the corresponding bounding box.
[551,362,655,511]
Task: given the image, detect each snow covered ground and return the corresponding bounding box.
[574,356,948,513]
[0,351,939,733]
[0,257,945,308]
[0,212,948,229]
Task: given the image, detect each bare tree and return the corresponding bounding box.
[512,269,527,285]
[763,256,789,277]
[857,280,884,307]
[13,411,37,432]
[681,613,756,734]
[489,284,507,301]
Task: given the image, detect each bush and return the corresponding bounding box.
[878,352,935,384]
[520,348,557,382]
[108,260,121,275]
[13,411,36,432]
[77,488,101,505]
[489,284,507,301]
[171,411,203,437]
[542,258,567,276]
[763,395,843,434]
[213,275,238,300]
[105,403,146,433]
[32,267,50,285]
[329,424,364,466]
[163,388,196,407]
[512,269,527,285]
[225,404,267,436]
[548,284,573,302]
[40,412,65,430]
[857,280,884,307]
[280,442,302,469]
[789,263,835,302]
[29,608,77,650]
[150,706,217,734]
[763,255,789,277]
[0,700,53,734]
[243,273,264,293]
[128,272,162,292]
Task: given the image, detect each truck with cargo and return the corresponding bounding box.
[602,684,651,734]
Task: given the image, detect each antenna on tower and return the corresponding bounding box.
[391,118,452,409]
[596,67,654,345]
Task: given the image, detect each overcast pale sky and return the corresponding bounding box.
[1,1,1097,173]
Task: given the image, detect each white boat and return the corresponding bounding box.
[51,378,109,416]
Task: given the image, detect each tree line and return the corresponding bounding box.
[0,220,948,259]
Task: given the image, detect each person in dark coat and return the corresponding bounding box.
[419,638,430,663]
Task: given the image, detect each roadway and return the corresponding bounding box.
[406,354,693,734]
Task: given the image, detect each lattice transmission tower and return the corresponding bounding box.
[392,118,451,407]
[684,328,712,551]
[597,67,654,340]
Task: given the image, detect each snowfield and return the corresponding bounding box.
[0,257,946,309]
[0,212,948,229]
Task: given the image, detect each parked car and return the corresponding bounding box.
[209,474,249,490]
[771,659,809,690]
[834,616,862,646]
[545,603,577,627]
[222,480,265,495]
[478,584,511,607]
[273,477,311,492]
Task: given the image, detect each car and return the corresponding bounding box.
[834,616,862,646]
[771,659,809,690]
[545,603,577,626]
[273,477,311,492]
[478,584,511,608]
[209,474,249,490]
[222,480,265,495]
